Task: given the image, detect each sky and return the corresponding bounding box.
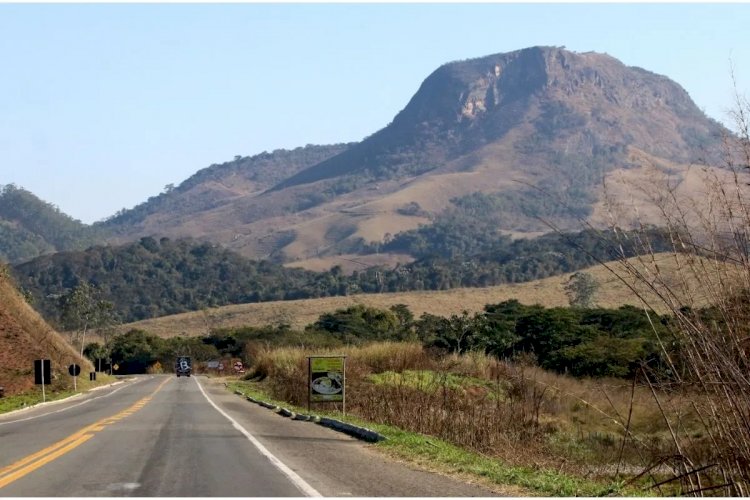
[1,3,749,224]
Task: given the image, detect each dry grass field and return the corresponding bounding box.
[116,252,731,338]
[237,341,703,495]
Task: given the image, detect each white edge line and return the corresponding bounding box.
[0,377,143,426]
[194,377,322,498]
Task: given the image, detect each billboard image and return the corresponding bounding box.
[309,356,345,402]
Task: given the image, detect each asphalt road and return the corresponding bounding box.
[0,375,499,497]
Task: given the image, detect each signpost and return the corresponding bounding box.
[34,359,51,403]
[68,364,81,391]
[307,355,346,415]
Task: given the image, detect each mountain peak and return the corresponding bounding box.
[274,46,722,192]
[76,47,730,266]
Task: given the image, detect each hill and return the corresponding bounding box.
[97,143,352,246]
[0,184,102,264]
[12,236,327,324]
[115,253,727,337]
[93,46,728,266]
[0,145,350,265]
[0,265,92,396]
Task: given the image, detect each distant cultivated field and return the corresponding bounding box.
[113,252,731,339]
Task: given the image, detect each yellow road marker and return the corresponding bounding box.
[0,377,170,489]
[0,435,94,489]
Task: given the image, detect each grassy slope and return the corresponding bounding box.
[0,268,95,396]
[115,252,724,338]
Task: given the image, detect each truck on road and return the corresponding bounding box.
[175,356,192,377]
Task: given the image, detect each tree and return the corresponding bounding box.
[389,304,416,340]
[309,305,399,342]
[424,310,489,354]
[83,342,109,371]
[563,271,598,308]
[58,283,116,358]
[109,329,164,374]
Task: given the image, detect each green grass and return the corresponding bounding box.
[368,369,502,396]
[0,389,78,414]
[225,379,629,497]
[0,374,117,414]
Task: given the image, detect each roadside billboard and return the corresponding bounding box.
[308,356,346,411]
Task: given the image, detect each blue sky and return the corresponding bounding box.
[1,3,749,224]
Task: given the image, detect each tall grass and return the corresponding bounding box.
[244,341,689,481]
[584,83,750,495]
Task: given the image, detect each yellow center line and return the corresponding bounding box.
[0,377,170,489]
[0,435,95,489]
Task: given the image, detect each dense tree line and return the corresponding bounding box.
[13,226,674,325]
[13,237,329,324]
[305,301,675,379]
[85,330,221,374]
[358,227,674,293]
[96,301,676,380]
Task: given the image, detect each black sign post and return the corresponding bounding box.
[34,359,51,402]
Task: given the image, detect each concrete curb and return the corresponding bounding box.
[316,416,386,443]
[231,389,386,443]
[89,380,126,392]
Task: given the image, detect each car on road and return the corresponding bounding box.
[175,356,192,377]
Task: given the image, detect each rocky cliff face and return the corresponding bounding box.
[276,46,724,191]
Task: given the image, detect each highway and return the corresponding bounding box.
[0,375,498,497]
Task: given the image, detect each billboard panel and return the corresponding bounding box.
[309,356,345,402]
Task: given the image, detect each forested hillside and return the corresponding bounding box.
[14,227,672,325]
[13,237,326,323]
[0,184,101,264]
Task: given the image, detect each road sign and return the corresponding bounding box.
[68,364,81,377]
[207,360,220,369]
[34,359,51,385]
[34,359,51,403]
[308,356,345,405]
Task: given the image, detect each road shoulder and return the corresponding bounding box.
[201,376,506,497]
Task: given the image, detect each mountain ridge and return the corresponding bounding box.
[2,46,731,268]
